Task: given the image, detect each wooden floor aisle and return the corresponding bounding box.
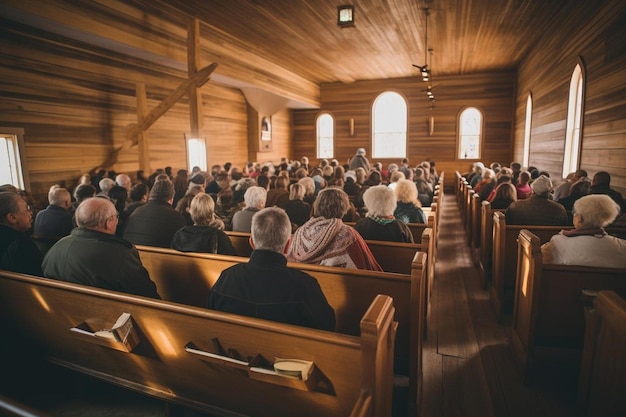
[419,194,578,417]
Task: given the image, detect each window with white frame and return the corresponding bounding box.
[458,107,483,159]
[562,64,584,177]
[523,93,533,167]
[186,136,207,172]
[0,129,26,190]
[316,113,334,159]
[372,91,407,158]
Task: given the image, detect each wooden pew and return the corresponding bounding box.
[136,247,427,405]
[0,270,397,417]
[577,291,626,417]
[478,201,504,289]
[345,214,434,245]
[510,230,626,383]
[490,212,571,321]
[469,192,481,265]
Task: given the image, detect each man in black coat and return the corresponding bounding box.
[0,191,43,276]
[208,207,335,331]
[43,197,159,299]
[123,179,186,247]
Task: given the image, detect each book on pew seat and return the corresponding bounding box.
[273,358,315,381]
[248,356,319,391]
[94,313,140,350]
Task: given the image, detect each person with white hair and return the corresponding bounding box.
[231,186,266,232]
[42,197,160,298]
[34,187,73,240]
[97,177,115,197]
[348,148,371,172]
[115,173,132,192]
[505,175,568,225]
[354,185,413,243]
[208,207,335,331]
[394,179,427,224]
[541,195,626,267]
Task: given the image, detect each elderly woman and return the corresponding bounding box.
[541,195,626,267]
[354,185,413,243]
[171,193,236,255]
[231,186,266,232]
[394,179,427,224]
[287,188,381,270]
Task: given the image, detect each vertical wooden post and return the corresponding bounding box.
[136,83,151,173]
[188,19,204,138]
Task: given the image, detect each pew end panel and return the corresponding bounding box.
[511,230,626,384]
[0,271,397,417]
[577,291,626,417]
[224,231,254,257]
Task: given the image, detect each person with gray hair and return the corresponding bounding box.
[541,195,626,267]
[123,179,186,247]
[97,177,115,196]
[42,197,160,298]
[207,207,335,331]
[0,191,43,275]
[354,185,413,243]
[348,147,371,172]
[231,186,266,232]
[505,175,568,225]
[33,187,73,240]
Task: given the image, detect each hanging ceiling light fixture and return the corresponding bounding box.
[413,7,435,105]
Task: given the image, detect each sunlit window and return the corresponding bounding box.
[316,113,334,159]
[562,64,584,177]
[187,137,207,171]
[0,130,26,190]
[523,93,533,167]
[372,92,407,158]
[458,107,483,159]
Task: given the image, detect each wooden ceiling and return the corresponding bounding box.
[145,0,583,84]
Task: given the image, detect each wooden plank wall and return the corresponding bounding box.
[513,0,626,195]
[0,17,291,204]
[293,72,516,183]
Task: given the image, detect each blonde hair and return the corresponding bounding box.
[190,193,216,225]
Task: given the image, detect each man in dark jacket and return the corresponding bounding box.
[0,191,43,276]
[505,175,568,226]
[123,179,186,247]
[208,207,335,331]
[33,186,73,239]
[590,171,625,214]
[42,197,160,299]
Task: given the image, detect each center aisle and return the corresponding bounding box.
[419,193,576,417]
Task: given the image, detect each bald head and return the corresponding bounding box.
[75,197,118,233]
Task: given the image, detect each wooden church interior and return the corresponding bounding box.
[1,0,625,416]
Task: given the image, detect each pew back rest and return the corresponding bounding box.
[578,291,626,417]
[513,230,626,354]
[137,246,426,404]
[0,270,396,417]
[226,229,432,276]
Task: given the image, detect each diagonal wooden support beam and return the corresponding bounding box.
[96,62,218,170]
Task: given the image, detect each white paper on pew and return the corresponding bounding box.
[185,345,249,366]
[70,327,96,336]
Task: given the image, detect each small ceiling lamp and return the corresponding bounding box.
[338,5,355,27]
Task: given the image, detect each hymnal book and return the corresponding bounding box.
[273,358,314,381]
[94,313,139,348]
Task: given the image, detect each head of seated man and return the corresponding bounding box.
[207,207,336,331]
[42,197,160,299]
[541,194,626,268]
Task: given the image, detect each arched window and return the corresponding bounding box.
[523,93,533,167]
[562,64,584,177]
[372,91,407,158]
[316,113,334,159]
[458,107,483,159]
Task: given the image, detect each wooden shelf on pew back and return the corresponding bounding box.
[510,230,626,384]
[0,270,397,417]
[136,246,427,406]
